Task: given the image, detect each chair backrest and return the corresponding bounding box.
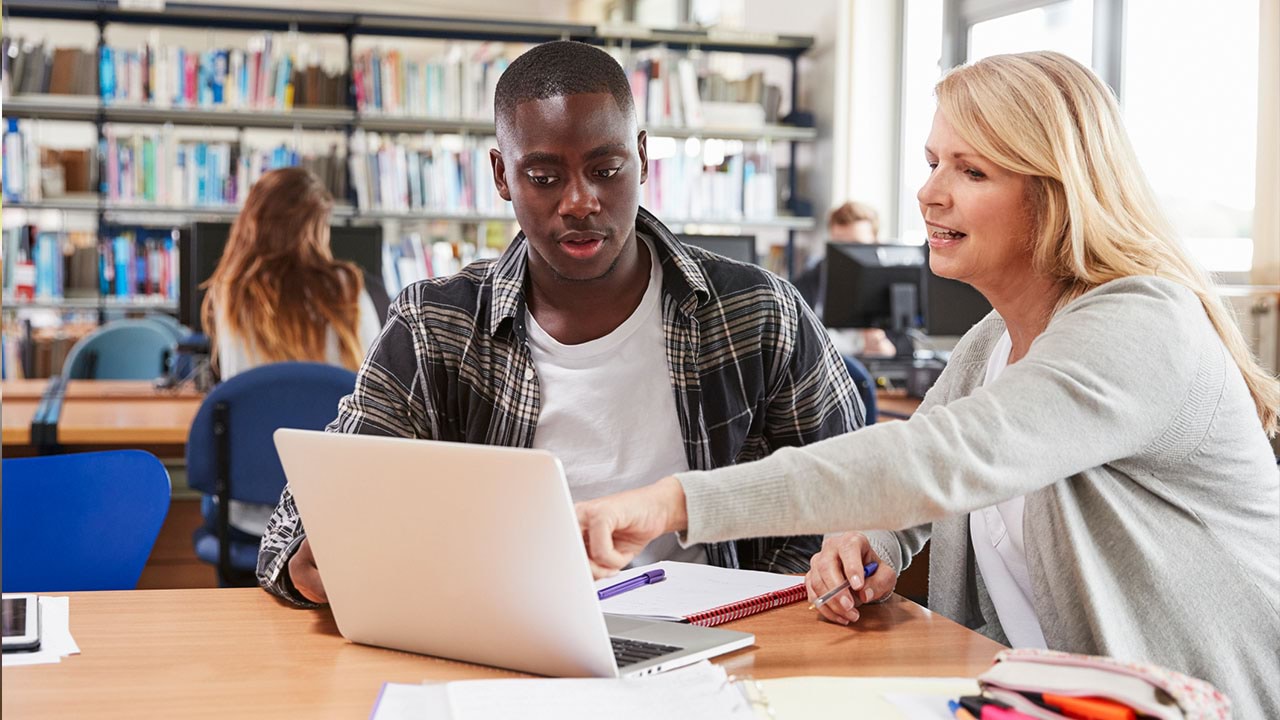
[2,450,172,592]
[186,362,357,505]
[62,319,177,380]
[139,313,190,343]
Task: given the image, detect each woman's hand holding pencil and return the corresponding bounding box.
[804,532,899,625]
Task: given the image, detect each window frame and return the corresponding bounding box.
[942,0,1125,97]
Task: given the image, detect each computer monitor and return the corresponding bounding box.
[922,247,992,336]
[821,242,925,333]
[678,235,757,265]
[180,221,383,333]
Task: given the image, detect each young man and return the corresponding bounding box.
[257,41,864,606]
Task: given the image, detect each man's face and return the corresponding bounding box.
[491,92,648,282]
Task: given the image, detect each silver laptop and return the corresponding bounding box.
[273,428,755,678]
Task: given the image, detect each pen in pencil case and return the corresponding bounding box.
[808,562,878,610]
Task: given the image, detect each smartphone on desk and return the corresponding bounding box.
[2,594,41,652]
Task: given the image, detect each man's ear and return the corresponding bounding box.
[490,148,512,201]
[636,130,648,185]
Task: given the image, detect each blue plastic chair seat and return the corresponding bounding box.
[2,450,171,593]
[193,529,263,570]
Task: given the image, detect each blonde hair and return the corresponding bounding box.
[936,51,1278,435]
[202,167,365,372]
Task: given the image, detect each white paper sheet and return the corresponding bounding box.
[372,661,756,720]
[755,676,980,720]
[3,596,81,667]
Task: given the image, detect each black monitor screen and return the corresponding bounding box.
[180,222,383,333]
[821,243,925,330]
[922,248,992,336]
[678,235,757,265]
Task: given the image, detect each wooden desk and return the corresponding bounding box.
[2,395,40,446]
[2,588,1003,719]
[1,380,51,445]
[876,390,923,420]
[1,380,203,457]
[2,378,53,400]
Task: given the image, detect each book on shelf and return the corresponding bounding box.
[3,226,99,303]
[594,561,805,627]
[643,138,777,222]
[100,124,345,207]
[97,32,347,111]
[349,129,511,216]
[97,228,179,302]
[1,37,98,99]
[353,43,512,119]
[380,223,507,295]
[3,119,43,203]
[609,46,786,129]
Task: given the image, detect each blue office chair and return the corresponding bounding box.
[186,362,357,586]
[62,319,177,380]
[139,313,190,343]
[2,451,171,592]
[843,355,877,425]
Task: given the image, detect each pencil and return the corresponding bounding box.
[807,562,879,610]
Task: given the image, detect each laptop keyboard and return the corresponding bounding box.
[610,637,683,667]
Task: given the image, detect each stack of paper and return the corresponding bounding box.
[2,597,81,667]
[372,661,756,720]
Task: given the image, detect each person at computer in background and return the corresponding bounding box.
[575,51,1280,717]
[793,202,898,357]
[201,167,383,538]
[256,40,864,607]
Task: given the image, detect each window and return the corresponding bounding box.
[967,0,1094,66]
[1122,0,1259,274]
[900,0,1262,273]
[896,0,946,245]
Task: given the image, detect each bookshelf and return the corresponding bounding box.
[3,0,821,320]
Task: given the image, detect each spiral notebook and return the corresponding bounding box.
[594,561,805,627]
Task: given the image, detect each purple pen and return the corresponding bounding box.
[597,568,666,601]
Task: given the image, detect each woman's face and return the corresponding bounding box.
[917,111,1036,296]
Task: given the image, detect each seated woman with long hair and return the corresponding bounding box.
[201,166,382,535]
[576,52,1280,717]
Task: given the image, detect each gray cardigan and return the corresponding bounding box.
[676,276,1280,719]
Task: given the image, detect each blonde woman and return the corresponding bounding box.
[576,52,1280,717]
[202,166,381,535]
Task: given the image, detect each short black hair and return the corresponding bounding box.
[494,41,635,134]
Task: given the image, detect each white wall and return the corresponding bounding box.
[847,0,902,240]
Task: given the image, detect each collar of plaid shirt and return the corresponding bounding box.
[485,207,710,341]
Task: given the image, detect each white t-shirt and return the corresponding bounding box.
[968,329,1048,649]
[527,238,706,567]
[214,288,381,536]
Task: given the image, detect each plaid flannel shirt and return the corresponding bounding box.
[258,207,864,606]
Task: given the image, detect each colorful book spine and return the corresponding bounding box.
[93,34,342,109]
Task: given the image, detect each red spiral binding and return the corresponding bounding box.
[684,583,807,627]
